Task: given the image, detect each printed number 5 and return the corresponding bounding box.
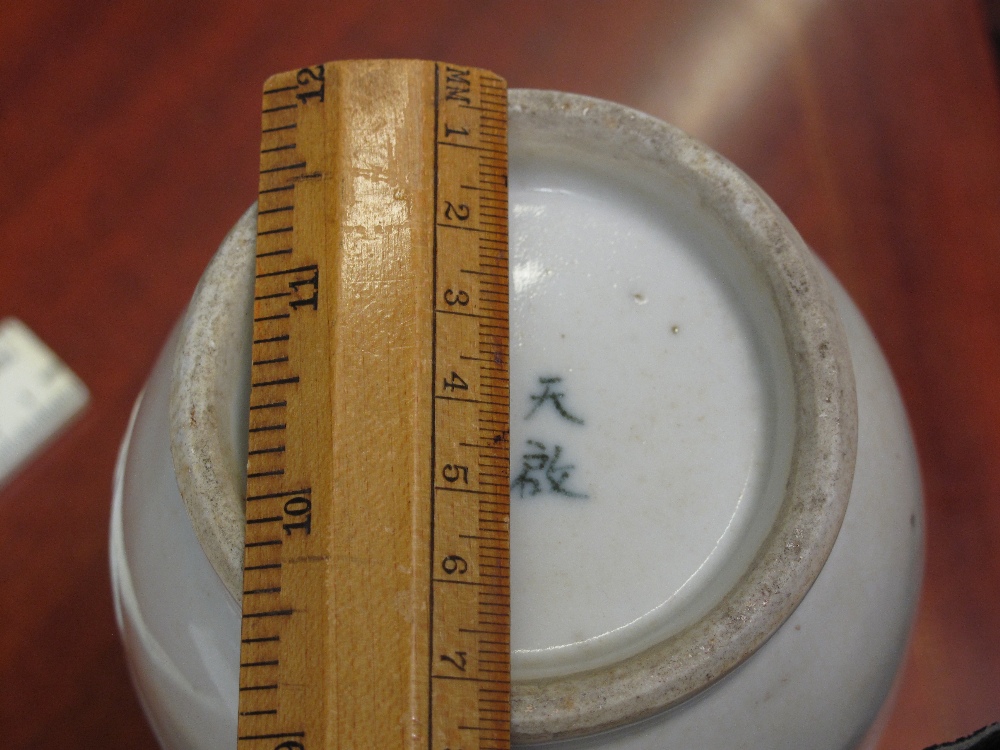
[442,464,469,483]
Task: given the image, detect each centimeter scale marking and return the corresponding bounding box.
[237,60,511,750]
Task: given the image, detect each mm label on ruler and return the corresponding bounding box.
[0,318,88,487]
[238,60,510,750]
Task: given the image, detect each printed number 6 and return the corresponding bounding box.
[442,555,468,574]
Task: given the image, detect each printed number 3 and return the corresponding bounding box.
[444,289,469,306]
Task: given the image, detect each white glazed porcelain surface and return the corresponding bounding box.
[504,93,860,741]
[508,149,798,680]
[110,91,922,749]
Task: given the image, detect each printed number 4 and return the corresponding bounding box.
[443,371,468,391]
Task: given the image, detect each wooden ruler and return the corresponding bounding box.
[237,60,510,750]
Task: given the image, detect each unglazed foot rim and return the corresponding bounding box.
[169,205,257,602]
[168,90,858,742]
[504,91,857,741]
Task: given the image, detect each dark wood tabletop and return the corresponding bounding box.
[2,1,999,747]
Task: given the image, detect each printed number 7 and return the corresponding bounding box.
[440,651,467,672]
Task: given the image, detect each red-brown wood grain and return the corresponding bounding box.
[1,1,997,747]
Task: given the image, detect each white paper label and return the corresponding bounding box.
[0,318,89,486]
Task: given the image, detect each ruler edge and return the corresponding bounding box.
[240,60,511,749]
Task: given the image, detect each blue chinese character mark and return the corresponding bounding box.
[526,376,584,424]
[511,440,588,499]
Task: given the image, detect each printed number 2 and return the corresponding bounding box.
[444,201,470,221]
